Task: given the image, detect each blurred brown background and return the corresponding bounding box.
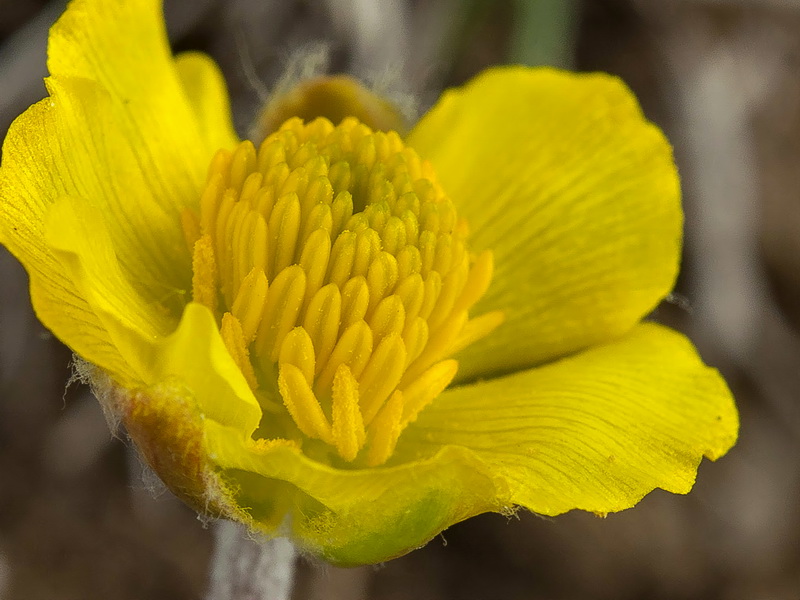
[2,0,800,598]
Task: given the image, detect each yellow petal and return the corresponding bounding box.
[1,75,189,311]
[409,66,681,380]
[1,73,203,387]
[175,51,238,153]
[154,303,262,435]
[2,0,238,310]
[203,420,503,566]
[47,0,224,202]
[44,195,173,384]
[42,193,262,437]
[399,323,738,516]
[0,0,238,387]
[30,268,135,387]
[0,98,132,383]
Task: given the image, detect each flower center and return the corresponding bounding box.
[182,117,501,467]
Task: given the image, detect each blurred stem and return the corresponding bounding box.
[508,0,578,68]
[205,520,296,600]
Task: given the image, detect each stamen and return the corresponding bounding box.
[298,228,331,305]
[189,117,502,466]
[231,268,268,343]
[401,360,459,427]
[316,320,373,393]
[278,327,316,385]
[368,296,405,342]
[340,276,369,329]
[331,364,366,462]
[268,192,302,275]
[191,235,218,315]
[278,363,332,443]
[221,312,259,390]
[302,284,342,373]
[366,390,404,467]
[256,265,307,364]
[358,333,407,425]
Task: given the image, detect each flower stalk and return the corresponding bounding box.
[206,520,297,600]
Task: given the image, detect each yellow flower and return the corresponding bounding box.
[0,0,737,566]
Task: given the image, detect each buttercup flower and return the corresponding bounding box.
[0,0,737,566]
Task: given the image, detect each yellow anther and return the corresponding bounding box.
[299,229,332,306]
[302,284,342,373]
[223,202,249,296]
[220,312,259,390]
[262,162,290,199]
[316,320,373,394]
[300,203,333,246]
[418,230,437,277]
[366,390,404,467]
[232,207,263,295]
[396,245,422,281]
[402,317,429,366]
[254,187,275,220]
[352,229,381,277]
[230,140,257,192]
[289,143,318,172]
[268,192,301,274]
[330,190,354,238]
[394,273,425,324]
[419,271,442,320]
[449,310,505,356]
[403,311,467,386]
[427,264,469,333]
[240,172,264,206]
[206,148,232,185]
[191,234,218,315]
[365,198,391,233]
[355,135,376,172]
[358,333,407,425]
[331,364,366,462]
[231,268,268,343]
[277,127,300,156]
[340,276,369,329]
[256,139,285,174]
[368,295,406,342]
[200,172,224,235]
[191,117,498,466]
[304,176,334,213]
[248,212,269,277]
[180,208,201,251]
[401,360,458,427]
[256,265,307,364]
[433,234,454,275]
[366,251,398,313]
[279,165,308,198]
[381,216,407,255]
[279,327,316,386]
[454,250,494,313]
[213,191,237,273]
[327,230,357,287]
[278,363,332,443]
[329,161,351,194]
[395,191,420,217]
